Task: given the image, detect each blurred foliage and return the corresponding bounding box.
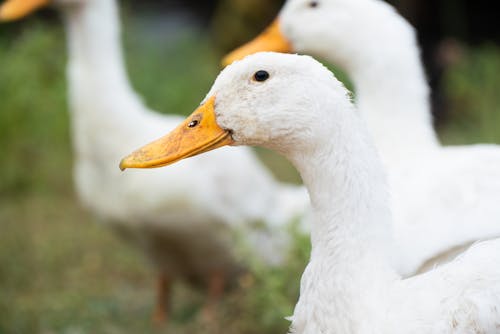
[438,44,500,144]
[0,24,68,198]
[0,4,499,334]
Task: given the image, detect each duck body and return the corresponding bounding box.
[390,144,500,273]
[292,239,500,334]
[224,0,500,275]
[63,0,307,284]
[122,52,500,333]
[0,0,309,315]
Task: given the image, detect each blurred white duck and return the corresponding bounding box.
[0,0,308,322]
[121,52,500,334]
[223,0,500,275]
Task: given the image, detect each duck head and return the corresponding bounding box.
[222,0,406,71]
[120,52,350,170]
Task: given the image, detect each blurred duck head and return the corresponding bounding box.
[222,0,402,70]
[0,0,84,21]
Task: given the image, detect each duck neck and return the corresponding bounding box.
[286,112,397,333]
[338,13,439,165]
[60,0,146,162]
[61,0,141,117]
[353,48,438,164]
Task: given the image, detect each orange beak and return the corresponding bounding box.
[0,0,49,21]
[222,18,292,67]
[119,96,234,170]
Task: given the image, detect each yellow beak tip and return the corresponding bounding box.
[119,159,130,171]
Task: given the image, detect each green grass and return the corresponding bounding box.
[0,194,154,334]
[1,14,500,334]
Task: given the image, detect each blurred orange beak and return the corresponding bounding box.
[222,19,292,67]
[119,96,234,170]
[0,0,49,21]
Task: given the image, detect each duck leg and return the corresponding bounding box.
[201,269,226,322]
[152,273,171,326]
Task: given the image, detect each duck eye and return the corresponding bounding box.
[309,1,319,8]
[253,70,270,82]
[188,119,199,128]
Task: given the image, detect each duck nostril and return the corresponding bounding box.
[188,120,199,128]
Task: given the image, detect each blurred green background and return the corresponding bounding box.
[1,0,499,333]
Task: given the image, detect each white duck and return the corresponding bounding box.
[121,52,500,334]
[0,0,308,322]
[223,0,500,275]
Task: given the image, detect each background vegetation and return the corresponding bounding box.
[0,2,499,334]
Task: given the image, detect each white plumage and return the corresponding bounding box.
[159,52,500,334]
[224,0,500,275]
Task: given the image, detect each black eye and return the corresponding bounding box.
[188,119,199,128]
[309,1,319,8]
[253,70,270,82]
